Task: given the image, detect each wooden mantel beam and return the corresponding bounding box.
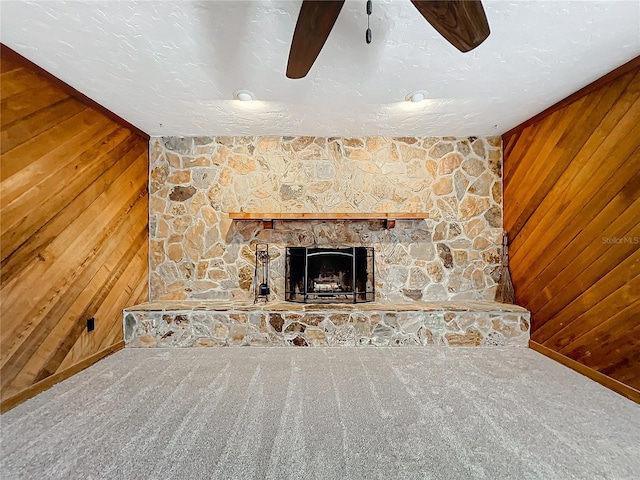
[228,212,429,229]
[228,212,428,220]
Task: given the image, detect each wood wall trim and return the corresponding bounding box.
[503,55,640,139]
[0,43,149,141]
[503,63,640,400]
[1,47,148,405]
[0,341,125,414]
[529,341,640,404]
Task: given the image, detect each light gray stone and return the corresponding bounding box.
[149,136,503,303]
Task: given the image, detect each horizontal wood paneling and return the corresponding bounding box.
[0,45,149,409]
[504,58,640,398]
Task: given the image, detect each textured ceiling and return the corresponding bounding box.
[1,0,639,137]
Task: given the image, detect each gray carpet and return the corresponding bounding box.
[1,348,639,480]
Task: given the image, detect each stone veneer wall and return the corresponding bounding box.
[149,136,503,302]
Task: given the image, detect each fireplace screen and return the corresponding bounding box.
[285,246,375,303]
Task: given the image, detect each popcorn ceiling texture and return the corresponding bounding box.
[149,136,503,303]
[3,1,640,137]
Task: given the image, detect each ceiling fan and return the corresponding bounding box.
[286,0,490,79]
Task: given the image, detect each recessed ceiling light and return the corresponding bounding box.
[234,89,255,102]
[405,90,427,103]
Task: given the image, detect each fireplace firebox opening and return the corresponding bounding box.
[285,246,375,303]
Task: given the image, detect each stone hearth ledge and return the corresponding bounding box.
[124,301,530,348]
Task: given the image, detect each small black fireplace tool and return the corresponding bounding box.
[253,243,270,303]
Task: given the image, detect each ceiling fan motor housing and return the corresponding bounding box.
[286,0,490,78]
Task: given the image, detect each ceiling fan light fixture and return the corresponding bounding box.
[234,90,255,102]
[406,90,427,103]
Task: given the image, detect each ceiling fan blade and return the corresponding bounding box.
[286,0,345,79]
[411,1,490,52]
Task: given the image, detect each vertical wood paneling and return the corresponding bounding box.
[0,46,149,409]
[503,57,640,398]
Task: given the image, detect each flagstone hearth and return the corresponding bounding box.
[123,300,529,348]
[136,135,526,349]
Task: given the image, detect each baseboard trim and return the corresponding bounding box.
[529,341,640,404]
[0,341,125,414]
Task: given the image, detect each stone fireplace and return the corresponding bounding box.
[126,135,530,348]
[285,245,375,303]
[148,136,504,304]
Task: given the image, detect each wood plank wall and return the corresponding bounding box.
[503,57,640,402]
[0,46,149,411]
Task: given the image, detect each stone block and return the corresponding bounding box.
[305,328,328,346]
[228,325,247,346]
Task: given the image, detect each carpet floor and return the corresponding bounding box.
[1,348,639,480]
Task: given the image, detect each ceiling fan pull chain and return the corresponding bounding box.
[366,0,372,44]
